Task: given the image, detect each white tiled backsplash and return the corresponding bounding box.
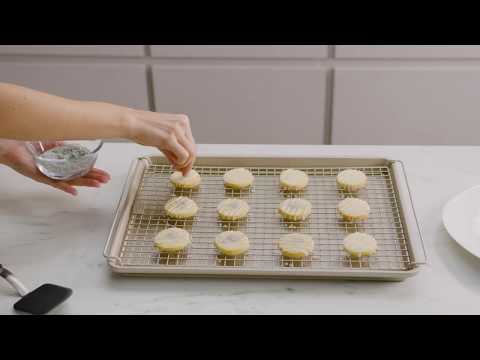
[1,45,479,145]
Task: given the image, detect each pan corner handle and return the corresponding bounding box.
[392,160,428,266]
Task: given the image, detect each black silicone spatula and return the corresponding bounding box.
[0,264,72,315]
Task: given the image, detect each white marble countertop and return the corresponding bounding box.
[1,143,480,314]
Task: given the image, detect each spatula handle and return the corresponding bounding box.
[0,264,29,297]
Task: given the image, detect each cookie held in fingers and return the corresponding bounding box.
[170,169,201,189]
[217,198,250,221]
[278,233,314,258]
[343,232,377,258]
[278,198,312,221]
[154,227,191,253]
[337,169,367,192]
[223,168,254,190]
[164,196,199,219]
[338,197,370,221]
[280,169,309,191]
[214,231,250,256]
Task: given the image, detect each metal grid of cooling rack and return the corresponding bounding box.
[117,163,412,272]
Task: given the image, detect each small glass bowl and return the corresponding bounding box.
[26,140,103,181]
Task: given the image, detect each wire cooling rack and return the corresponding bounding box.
[117,163,412,272]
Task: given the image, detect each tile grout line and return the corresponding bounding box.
[323,45,335,145]
[144,45,157,112]
[328,45,335,59]
[144,45,151,57]
[6,53,480,65]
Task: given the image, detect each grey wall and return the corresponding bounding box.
[1,45,480,145]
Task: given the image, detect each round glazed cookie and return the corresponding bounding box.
[164,196,199,219]
[343,232,377,258]
[223,168,254,190]
[338,197,370,221]
[170,169,201,189]
[217,198,250,221]
[214,231,250,256]
[280,169,309,191]
[154,227,191,253]
[278,198,312,221]
[278,233,314,258]
[336,169,368,192]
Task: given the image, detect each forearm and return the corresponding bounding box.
[0,82,132,141]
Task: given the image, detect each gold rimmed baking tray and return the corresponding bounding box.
[104,156,426,281]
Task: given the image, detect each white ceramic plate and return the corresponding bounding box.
[443,185,480,258]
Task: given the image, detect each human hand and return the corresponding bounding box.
[124,110,196,175]
[0,84,196,175]
[0,140,110,196]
